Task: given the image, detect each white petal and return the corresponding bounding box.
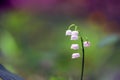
[66,30,72,36]
[72,31,79,36]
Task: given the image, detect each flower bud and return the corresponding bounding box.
[71,35,78,40]
[65,30,72,36]
[71,44,79,50]
[84,41,90,47]
[72,53,80,59]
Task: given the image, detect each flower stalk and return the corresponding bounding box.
[80,36,85,80]
[65,24,90,80]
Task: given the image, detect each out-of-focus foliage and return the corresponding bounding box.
[0,0,120,80]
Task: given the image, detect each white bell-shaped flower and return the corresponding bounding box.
[65,30,72,36]
[71,35,78,40]
[71,44,79,50]
[84,41,90,47]
[71,31,79,36]
[72,53,80,59]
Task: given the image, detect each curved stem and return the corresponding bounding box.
[68,24,75,30]
[75,26,78,31]
[80,36,85,80]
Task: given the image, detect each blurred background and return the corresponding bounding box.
[0,0,120,80]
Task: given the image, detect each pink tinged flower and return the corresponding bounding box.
[71,31,79,36]
[71,44,79,50]
[71,35,78,40]
[72,53,80,59]
[84,41,90,47]
[65,30,72,36]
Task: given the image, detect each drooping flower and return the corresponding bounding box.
[71,35,78,40]
[84,41,90,47]
[71,31,79,36]
[65,30,72,36]
[72,53,80,59]
[71,44,79,50]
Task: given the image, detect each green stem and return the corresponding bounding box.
[75,26,78,31]
[68,24,75,30]
[80,36,85,80]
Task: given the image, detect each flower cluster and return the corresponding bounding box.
[66,30,79,40]
[65,24,90,59]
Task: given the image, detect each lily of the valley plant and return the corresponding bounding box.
[65,24,90,80]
